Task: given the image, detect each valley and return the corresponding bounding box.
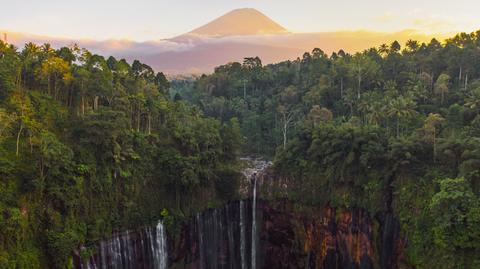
[1,4,480,269]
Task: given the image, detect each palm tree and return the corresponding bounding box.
[434,74,450,104]
[41,43,55,56]
[424,113,445,162]
[342,89,356,117]
[367,101,385,126]
[19,43,40,88]
[349,53,379,99]
[464,87,480,115]
[405,39,420,53]
[357,97,370,125]
[379,44,389,57]
[387,97,418,137]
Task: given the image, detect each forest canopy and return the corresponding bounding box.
[172,31,480,268]
[0,41,243,268]
[2,29,480,268]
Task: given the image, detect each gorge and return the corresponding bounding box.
[2,27,480,269]
[73,161,404,269]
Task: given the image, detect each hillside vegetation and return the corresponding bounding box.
[174,31,480,268]
[2,29,480,268]
[0,42,243,268]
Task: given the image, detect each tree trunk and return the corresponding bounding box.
[282,112,288,149]
[465,73,468,91]
[16,122,23,157]
[458,66,462,86]
[81,96,85,116]
[15,68,22,89]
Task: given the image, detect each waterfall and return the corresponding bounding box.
[152,221,168,269]
[251,178,257,269]
[75,201,265,269]
[192,200,260,269]
[240,200,246,269]
[74,221,168,269]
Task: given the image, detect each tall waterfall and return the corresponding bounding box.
[151,221,168,269]
[240,200,246,269]
[251,177,257,269]
[188,199,258,269]
[73,221,168,269]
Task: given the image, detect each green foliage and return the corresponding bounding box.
[430,178,480,249]
[182,31,480,268]
[214,167,242,201]
[3,28,480,268]
[0,43,243,268]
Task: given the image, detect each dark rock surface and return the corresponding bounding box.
[170,199,404,269]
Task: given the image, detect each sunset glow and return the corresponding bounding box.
[1,0,479,41]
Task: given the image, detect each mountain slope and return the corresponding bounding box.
[130,41,304,73]
[188,8,288,36]
[129,30,442,73]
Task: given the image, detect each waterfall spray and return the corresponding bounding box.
[251,175,257,269]
[154,221,168,269]
[77,221,168,269]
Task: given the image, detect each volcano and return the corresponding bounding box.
[4,8,443,74]
[188,8,288,37]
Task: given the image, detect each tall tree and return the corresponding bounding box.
[424,113,445,162]
[434,74,450,104]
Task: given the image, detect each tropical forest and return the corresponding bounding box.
[1,5,480,269]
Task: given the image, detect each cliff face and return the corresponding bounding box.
[73,160,406,269]
[170,200,256,269]
[258,200,405,269]
[74,199,405,269]
[170,199,405,269]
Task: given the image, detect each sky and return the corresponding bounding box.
[1,0,479,41]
